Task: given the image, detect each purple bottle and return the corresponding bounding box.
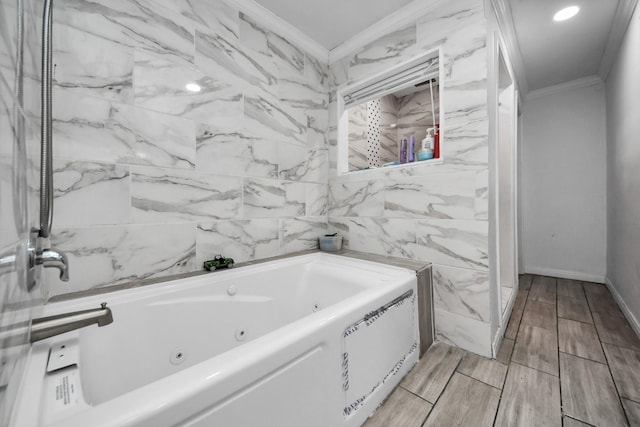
[399,138,407,163]
[408,136,416,162]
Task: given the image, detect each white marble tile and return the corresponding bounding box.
[306,107,329,147]
[280,217,328,254]
[53,90,196,168]
[434,308,492,357]
[0,156,21,246]
[415,219,488,270]
[346,217,417,259]
[329,180,384,217]
[327,218,350,246]
[306,183,328,216]
[196,219,279,265]
[397,85,439,141]
[52,160,131,227]
[47,223,197,295]
[432,265,490,322]
[349,26,417,82]
[279,145,328,183]
[53,24,134,103]
[442,118,489,169]
[475,168,488,220]
[305,55,329,91]
[243,178,305,218]
[159,0,240,40]
[329,56,350,89]
[195,27,277,99]
[0,77,27,245]
[416,0,484,51]
[196,122,278,179]
[239,13,305,80]
[131,167,242,222]
[134,50,243,127]
[56,0,196,65]
[279,76,328,113]
[242,93,307,147]
[384,172,476,219]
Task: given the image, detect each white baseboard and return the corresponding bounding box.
[492,287,517,358]
[524,266,605,284]
[605,277,640,340]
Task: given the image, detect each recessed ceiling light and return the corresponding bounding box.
[185,83,201,92]
[553,6,580,22]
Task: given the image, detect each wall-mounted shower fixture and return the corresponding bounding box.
[24,0,69,290]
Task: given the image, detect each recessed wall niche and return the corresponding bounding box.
[337,49,443,175]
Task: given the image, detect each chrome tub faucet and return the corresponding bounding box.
[30,303,113,343]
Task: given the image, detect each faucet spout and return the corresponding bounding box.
[36,247,69,281]
[30,302,113,343]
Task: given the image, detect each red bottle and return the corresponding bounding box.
[434,123,440,158]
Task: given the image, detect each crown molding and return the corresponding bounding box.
[227,0,329,62]
[328,0,442,64]
[525,75,603,101]
[488,0,529,96]
[598,0,639,80]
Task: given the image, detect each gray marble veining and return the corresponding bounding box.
[53,89,196,169]
[196,219,279,265]
[384,173,477,219]
[329,180,384,217]
[243,93,307,147]
[48,223,197,295]
[243,177,306,218]
[53,160,130,226]
[432,265,490,321]
[195,27,277,99]
[415,219,488,270]
[349,26,417,82]
[134,50,243,127]
[196,122,278,179]
[131,167,242,222]
[280,217,328,253]
[53,24,134,103]
[57,0,196,65]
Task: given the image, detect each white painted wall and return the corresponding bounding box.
[605,3,640,334]
[521,80,607,282]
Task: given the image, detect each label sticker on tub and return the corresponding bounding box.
[52,371,79,412]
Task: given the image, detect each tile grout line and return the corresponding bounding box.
[582,280,632,427]
[556,276,565,422]
[558,350,607,366]
[419,353,465,427]
[491,276,531,427]
[455,370,504,392]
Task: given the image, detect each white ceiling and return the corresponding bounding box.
[251,0,628,92]
[253,0,415,50]
[508,0,619,91]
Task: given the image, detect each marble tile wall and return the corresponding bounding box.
[397,85,440,143]
[0,0,45,423]
[328,0,492,356]
[43,0,330,296]
[348,103,368,170]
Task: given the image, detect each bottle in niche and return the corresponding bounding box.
[408,136,416,162]
[418,128,434,161]
[399,138,407,163]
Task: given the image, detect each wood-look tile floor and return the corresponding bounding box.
[363,275,640,427]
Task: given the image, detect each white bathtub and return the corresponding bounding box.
[13,253,419,427]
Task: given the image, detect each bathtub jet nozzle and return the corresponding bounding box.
[30,302,113,343]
